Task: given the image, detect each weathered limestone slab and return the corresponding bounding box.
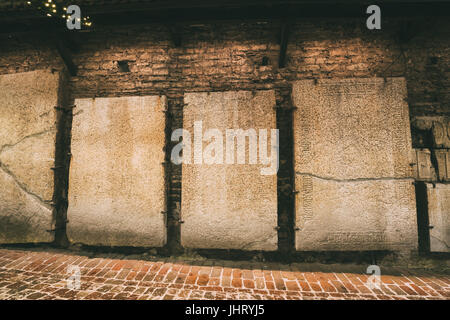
[413,148,449,182]
[67,96,167,247]
[0,70,61,243]
[435,149,450,182]
[182,90,278,250]
[426,183,450,252]
[414,149,437,181]
[293,78,417,251]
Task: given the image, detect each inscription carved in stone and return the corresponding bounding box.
[292,78,417,251]
[415,149,436,181]
[435,149,450,182]
[427,183,450,253]
[0,70,61,243]
[67,96,167,247]
[181,90,278,251]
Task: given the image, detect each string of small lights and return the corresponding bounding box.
[26,0,92,27]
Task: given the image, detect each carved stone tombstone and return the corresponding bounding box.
[67,96,167,247]
[427,183,450,252]
[0,70,63,243]
[435,149,450,182]
[292,78,417,251]
[415,149,436,181]
[181,90,278,251]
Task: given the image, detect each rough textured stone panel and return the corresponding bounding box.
[427,183,450,253]
[435,149,450,182]
[67,96,167,247]
[431,117,450,148]
[182,90,278,250]
[0,70,60,243]
[415,149,436,181]
[293,78,417,251]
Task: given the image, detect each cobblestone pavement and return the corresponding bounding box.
[0,248,449,300]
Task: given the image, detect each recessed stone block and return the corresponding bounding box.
[435,149,450,182]
[293,78,417,251]
[427,183,450,253]
[0,70,61,243]
[415,149,436,181]
[67,96,167,247]
[181,90,278,251]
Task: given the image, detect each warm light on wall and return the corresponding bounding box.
[26,0,92,27]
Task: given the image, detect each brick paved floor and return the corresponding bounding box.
[0,248,449,300]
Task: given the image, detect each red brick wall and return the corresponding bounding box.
[1,18,448,111]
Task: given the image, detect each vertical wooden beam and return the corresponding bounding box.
[56,38,78,76]
[278,21,290,68]
[169,24,182,47]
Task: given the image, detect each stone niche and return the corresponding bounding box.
[67,96,167,247]
[181,90,278,251]
[0,70,62,243]
[426,183,450,253]
[292,78,417,251]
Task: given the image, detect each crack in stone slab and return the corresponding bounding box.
[0,129,54,155]
[295,172,415,183]
[239,233,278,251]
[0,161,53,211]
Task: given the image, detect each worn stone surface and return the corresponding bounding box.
[0,70,60,243]
[181,90,278,251]
[413,148,449,182]
[67,96,167,247]
[427,183,450,253]
[415,149,437,181]
[292,78,417,251]
[435,149,450,182]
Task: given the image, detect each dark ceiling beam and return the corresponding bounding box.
[34,0,450,15]
[87,2,450,26]
[2,0,442,18]
[0,1,449,34]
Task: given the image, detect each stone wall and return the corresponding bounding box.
[0,17,448,253]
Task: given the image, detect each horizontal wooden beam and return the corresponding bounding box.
[0,1,449,34]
